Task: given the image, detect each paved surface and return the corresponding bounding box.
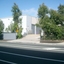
[7,34,40,43]
[7,40,64,46]
[6,34,64,45]
[0,42,64,64]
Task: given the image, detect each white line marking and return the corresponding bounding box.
[43,47,60,50]
[0,51,64,63]
[0,59,17,64]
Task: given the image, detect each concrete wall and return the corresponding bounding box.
[1,15,39,35]
[31,17,39,24]
[31,24,35,34]
[3,33,16,40]
[26,16,32,34]
[1,17,13,32]
[1,16,28,35]
[20,16,27,35]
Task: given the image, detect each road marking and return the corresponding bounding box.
[0,51,64,63]
[0,59,17,64]
[43,47,60,50]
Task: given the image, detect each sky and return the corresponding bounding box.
[0,0,64,18]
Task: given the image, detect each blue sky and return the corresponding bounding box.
[0,0,64,18]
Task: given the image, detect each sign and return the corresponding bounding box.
[16,29,18,32]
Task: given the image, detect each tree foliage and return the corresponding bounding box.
[11,3,22,23]
[11,3,23,38]
[58,4,64,15]
[38,3,64,40]
[4,3,23,38]
[5,22,14,32]
[11,3,22,38]
[38,3,48,18]
[0,19,4,34]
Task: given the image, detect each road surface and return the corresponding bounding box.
[0,42,64,64]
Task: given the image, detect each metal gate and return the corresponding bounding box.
[31,24,35,34]
[31,24,41,34]
[36,26,41,34]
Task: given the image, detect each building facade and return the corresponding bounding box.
[1,15,41,36]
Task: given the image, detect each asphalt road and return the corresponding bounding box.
[0,42,64,64]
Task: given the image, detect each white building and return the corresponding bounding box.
[0,15,41,36]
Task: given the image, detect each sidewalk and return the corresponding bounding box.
[7,39,64,46]
[7,39,40,43]
[7,34,40,43]
[40,42,64,45]
[0,40,7,42]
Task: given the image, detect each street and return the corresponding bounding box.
[0,42,64,64]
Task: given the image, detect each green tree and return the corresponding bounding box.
[58,4,64,15]
[5,22,14,32]
[11,3,22,31]
[0,19,4,34]
[38,3,64,40]
[38,3,48,18]
[50,9,64,25]
[58,4,64,26]
[16,18,23,38]
[11,3,22,38]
